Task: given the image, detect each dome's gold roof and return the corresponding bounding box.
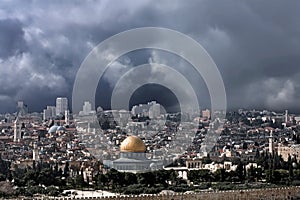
[120,135,146,153]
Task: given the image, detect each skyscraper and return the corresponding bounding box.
[79,101,95,116]
[83,101,92,115]
[149,102,161,119]
[43,106,56,120]
[56,97,68,115]
[131,101,161,117]
[17,101,28,116]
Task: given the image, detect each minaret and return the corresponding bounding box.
[13,117,21,142]
[269,130,274,154]
[285,110,288,123]
[33,143,39,161]
[65,110,70,125]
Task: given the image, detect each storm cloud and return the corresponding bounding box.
[0,0,300,113]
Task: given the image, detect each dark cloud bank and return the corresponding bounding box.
[0,0,300,114]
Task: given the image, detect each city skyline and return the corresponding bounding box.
[3,97,298,115]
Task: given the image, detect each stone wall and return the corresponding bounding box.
[31,186,300,200]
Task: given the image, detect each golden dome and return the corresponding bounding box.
[120,135,146,153]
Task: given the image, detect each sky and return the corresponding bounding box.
[0,0,300,114]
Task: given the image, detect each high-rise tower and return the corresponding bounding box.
[56,97,68,115]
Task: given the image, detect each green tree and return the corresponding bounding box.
[74,174,85,188]
[106,169,124,189]
[247,165,255,182]
[37,168,57,186]
[95,173,108,189]
[124,172,137,185]
[236,162,245,182]
[46,186,60,196]
[214,168,226,182]
[188,169,211,183]
[137,172,155,186]
[63,161,70,177]
[168,169,180,185]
